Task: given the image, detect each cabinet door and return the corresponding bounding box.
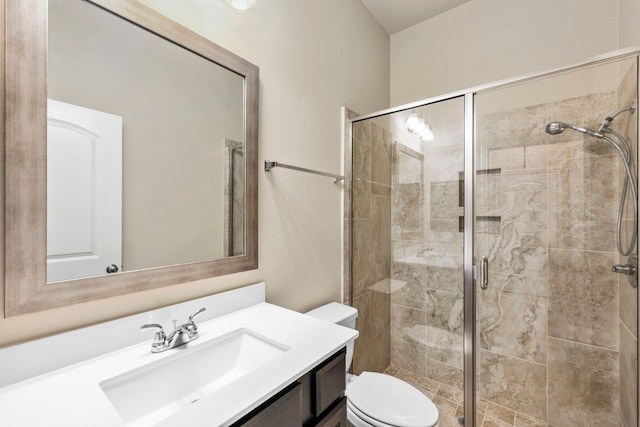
[314,350,345,416]
[315,397,347,427]
[234,382,302,427]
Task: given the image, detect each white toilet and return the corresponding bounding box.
[306,302,439,427]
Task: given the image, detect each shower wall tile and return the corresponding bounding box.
[351,219,371,299]
[478,349,547,420]
[524,145,547,170]
[371,194,391,265]
[547,337,620,426]
[548,249,619,350]
[352,292,371,375]
[390,261,428,310]
[425,358,463,390]
[479,227,547,277]
[352,137,371,220]
[547,91,617,147]
[478,272,547,364]
[425,265,462,294]
[620,267,638,338]
[488,146,524,171]
[371,125,392,186]
[368,326,391,373]
[390,304,427,376]
[352,120,371,143]
[497,189,548,247]
[620,320,638,427]
[394,183,422,230]
[499,171,546,192]
[371,182,391,197]
[424,321,463,370]
[548,154,618,252]
[352,177,371,220]
[370,289,390,337]
[425,289,464,336]
[476,103,548,149]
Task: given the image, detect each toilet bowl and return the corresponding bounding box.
[306,303,439,427]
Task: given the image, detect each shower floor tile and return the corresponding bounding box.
[383,365,549,427]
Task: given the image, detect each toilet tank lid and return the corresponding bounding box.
[305,302,358,325]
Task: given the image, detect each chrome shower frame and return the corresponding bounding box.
[346,47,640,427]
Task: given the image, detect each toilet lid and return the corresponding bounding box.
[346,372,439,427]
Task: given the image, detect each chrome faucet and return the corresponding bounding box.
[141,307,207,353]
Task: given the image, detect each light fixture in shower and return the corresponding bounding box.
[406,112,434,141]
[223,0,256,13]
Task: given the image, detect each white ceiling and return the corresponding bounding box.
[360,0,472,35]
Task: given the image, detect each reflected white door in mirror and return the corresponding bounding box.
[46,99,123,282]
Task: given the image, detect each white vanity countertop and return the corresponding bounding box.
[0,302,357,427]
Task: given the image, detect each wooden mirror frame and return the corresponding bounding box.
[3,0,259,316]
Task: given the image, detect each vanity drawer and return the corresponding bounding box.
[315,397,347,427]
[314,349,346,416]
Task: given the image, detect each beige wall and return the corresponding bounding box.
[620,0,640,48]
[390,0,624,105]
[0,0,389,348]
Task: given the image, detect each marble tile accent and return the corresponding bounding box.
[478,273,547,364]
[620,321,638,427]
[547,337,620,426]
[478,350,547,421]
[478,226,547,277]
[548,249,618,350]
[426,289,464,335]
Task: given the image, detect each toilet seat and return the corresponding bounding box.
[346,372,439,427]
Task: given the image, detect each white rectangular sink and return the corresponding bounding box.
[100,328,288,427]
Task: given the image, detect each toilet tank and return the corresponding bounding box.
[306,302,358,328]
[306,302,358,371]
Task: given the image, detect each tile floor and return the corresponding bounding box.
[382,365,548,427]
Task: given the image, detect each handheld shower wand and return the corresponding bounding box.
[545,105,638,258]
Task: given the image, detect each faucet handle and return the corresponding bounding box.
[188,307,206,324]
[141,323,167,350]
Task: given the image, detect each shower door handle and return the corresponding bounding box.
[479,256,489,290]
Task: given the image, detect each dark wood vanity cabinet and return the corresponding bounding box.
[232,348,347,427]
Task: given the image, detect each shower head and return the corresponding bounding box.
[545,121,603,138]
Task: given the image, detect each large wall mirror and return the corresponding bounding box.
[3,0,259,316]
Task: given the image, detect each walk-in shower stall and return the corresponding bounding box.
[346,49,639,426]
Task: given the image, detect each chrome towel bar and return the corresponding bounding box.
[264,160,344,183]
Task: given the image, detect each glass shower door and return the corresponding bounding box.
[350,96,466,426]
[474,56,638,427]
